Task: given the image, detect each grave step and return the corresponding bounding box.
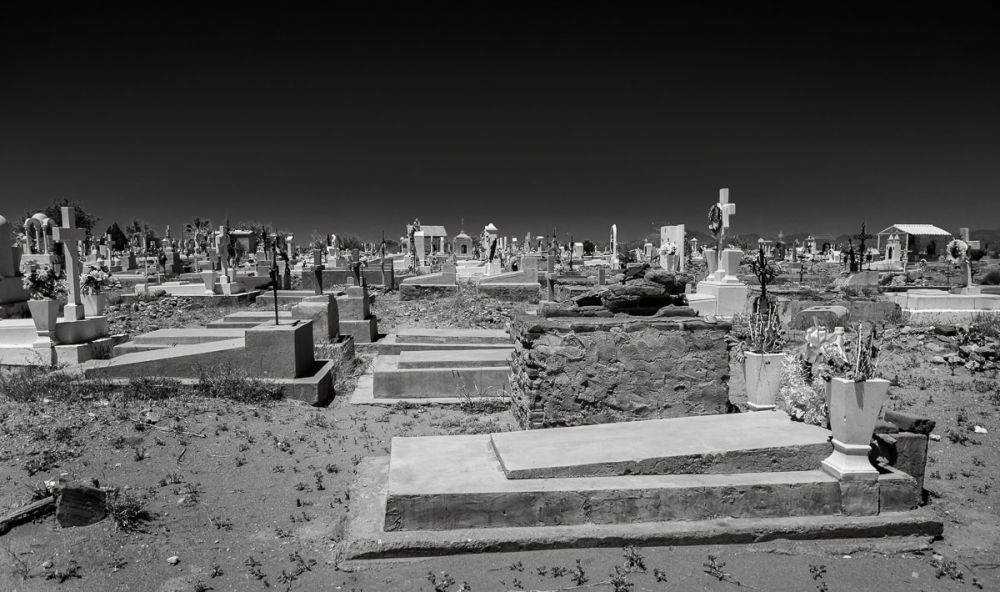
[490,411,832,479]
[383,434,920,532]
[342,457,941,561]
[372,354,510,399]
[394,328,510,345]
[397,348,512,369]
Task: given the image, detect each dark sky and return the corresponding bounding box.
[2,1,998,243]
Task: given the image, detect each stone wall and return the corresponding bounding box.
[509,315,732,429]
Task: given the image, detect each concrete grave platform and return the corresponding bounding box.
[207,310,292,329]
[349,372,511,406]
[337,457,941,562]
[378,328,511,354]
[372,350,512,399]
[83,321,336,405]
[382,434,917,532]
[489,411,832,479]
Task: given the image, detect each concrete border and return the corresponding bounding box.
[336,457,944,564]
[349,372,510,406]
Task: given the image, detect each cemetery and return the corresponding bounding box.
[2,195,998,592]
[1,4,998,586]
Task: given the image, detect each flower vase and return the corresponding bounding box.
[704,248,718,277]
[81,293,107,316]
[201,270,217,295]
[744,352,784,411]
[27,299,59,339]
[821,377,889,480]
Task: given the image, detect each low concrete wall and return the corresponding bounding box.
[399,284,460,301]
[478,283,541,303]
[302,268,397,290]
[509,315,732,429]
[777,298,902,327]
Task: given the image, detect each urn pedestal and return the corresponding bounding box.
[821,377,889,480]
[81,294,106,316]
[744,352,784,411]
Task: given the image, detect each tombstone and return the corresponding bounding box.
[441,260,457,284]
[659,224,686,272]
[521,255,539,284]
[0,215,15,278]
[52,207,88,321]
[609,224,619,268]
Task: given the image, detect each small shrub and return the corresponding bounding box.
[107,491,152,532]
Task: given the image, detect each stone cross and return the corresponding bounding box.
[52,207,87,320]
[716,188,736,249]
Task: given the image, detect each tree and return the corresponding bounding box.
[184,217,213,253]
[30,198,100,237]
[105,222,129,251]
[582,240,596,256]
[339,235,364,251]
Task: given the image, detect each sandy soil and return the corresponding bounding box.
[1,287,998,592]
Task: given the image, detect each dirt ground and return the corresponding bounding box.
[1,284,998,592]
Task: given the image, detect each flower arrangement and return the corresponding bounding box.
[819,322,882,382]
[660,242,677,257]
[21,262,66,300]
[81,264,120,295]
[727,302,785,361]
[946,239,968,265]
[707,204,723,235]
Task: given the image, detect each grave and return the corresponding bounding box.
[83,319,336,405]
[115,293,354,359]
[337,285,379,343]
[399,261,459,300]
[1,208,118,366]
[351,327,513,404]
[884,289,1000,324]
[339,408,937,560]
[688,189,750,318]
[478,255,543,302]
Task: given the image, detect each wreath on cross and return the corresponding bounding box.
[708,204,723,235]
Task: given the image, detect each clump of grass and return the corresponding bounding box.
[970,312,1000,340]
[193,366,284,404]
[106,490,152,532]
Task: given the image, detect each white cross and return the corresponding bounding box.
[717,188,736,232]
[51,207,88,320]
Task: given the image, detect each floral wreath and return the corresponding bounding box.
[945,239,968,264]
[708,204,723,235]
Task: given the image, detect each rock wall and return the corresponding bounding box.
[509,315,732,429]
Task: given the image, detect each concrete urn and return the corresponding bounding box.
[200,270,217,295]
[27,299,59,338]
[704,248,718,276]
[81,293,107,316]
[821,377,890,480]
[744,352,784,411]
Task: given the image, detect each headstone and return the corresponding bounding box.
[659,224,686,272]
[521,255,539,283]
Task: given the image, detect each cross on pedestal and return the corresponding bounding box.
[709,188,738,280]
[854,223,874,271]
[52,207,88,321]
